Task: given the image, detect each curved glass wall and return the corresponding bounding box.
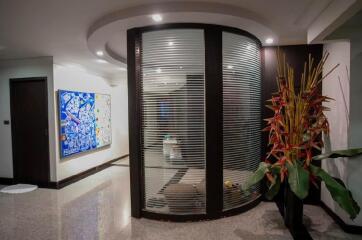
[222,32,262,210]
[128,24,262,220]
[141,29,206,214]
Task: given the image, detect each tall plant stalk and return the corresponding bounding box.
[244,50,361,219]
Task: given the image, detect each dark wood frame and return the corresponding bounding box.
[127,23,262,221]
[9,77,51,186]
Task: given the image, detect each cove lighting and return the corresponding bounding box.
[152,14,163,22]
[265,38,274,44]
[96,50,104,56]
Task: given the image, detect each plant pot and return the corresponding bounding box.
[284,182,304,232]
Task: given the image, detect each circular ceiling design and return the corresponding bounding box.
[87,2,277,65]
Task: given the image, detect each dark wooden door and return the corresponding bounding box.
[10,77,50,185]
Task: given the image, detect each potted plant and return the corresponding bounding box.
[243,50,362,234]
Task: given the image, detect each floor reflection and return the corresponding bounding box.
[0,166,359,240]
[0,167,131,240]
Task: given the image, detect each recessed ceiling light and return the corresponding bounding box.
[96,50,104,56]
[96,59,108,64]
[156,68,162,73]
[151,14,163,22]
[227,65,233,69]
[265,38,274,44]
[168,42,174,46]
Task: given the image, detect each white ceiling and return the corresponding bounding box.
[0,0,360,79]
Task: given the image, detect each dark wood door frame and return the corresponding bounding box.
[9,77,50,185]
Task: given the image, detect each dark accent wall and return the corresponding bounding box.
[261,45,323,205]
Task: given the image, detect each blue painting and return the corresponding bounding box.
[58,90,111,158]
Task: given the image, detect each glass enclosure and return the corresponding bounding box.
[129,24,262,219]
[141,29,206,214]
[222,32,262,210]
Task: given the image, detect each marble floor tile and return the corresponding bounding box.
[0,166,360,240]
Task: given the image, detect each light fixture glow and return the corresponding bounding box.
[156,68,162,73]
[227,65,233,69]
[151,14,163,22]
[168,42,174,46]
[265,38,274,44]
[96,59,108,64]
[96,50,104,56]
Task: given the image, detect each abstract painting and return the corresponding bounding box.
[58,90,111,158]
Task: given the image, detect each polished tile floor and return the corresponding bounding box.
[0,166,360,240]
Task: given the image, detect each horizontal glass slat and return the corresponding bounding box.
[142,29,206,215]
[222,32,262,211]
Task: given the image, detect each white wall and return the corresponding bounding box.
[0,59,129,182]
[322,41,352,223]
[0,57,56,179]
[322,40,362,225]
[347,37,362,225]
[53,65,128,181]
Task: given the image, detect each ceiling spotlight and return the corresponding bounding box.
[156,68,162,73]
[151,14,163,22]
[227,65,233,69]
[265,38,274,44]
[168,42,174,46]
[96,59,108,64]
[96,50,104,56]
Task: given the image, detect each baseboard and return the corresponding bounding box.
[0,177,57,188]
[320,201,362,234]
[55,154,129,189]
[0,154,129,190]
[0,177,14,185]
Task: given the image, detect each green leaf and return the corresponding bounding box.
[265,176,281,200]
[286,162,309,199]
[242,162,270,190]
[313,148,362,161]
[310,164,360,219]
